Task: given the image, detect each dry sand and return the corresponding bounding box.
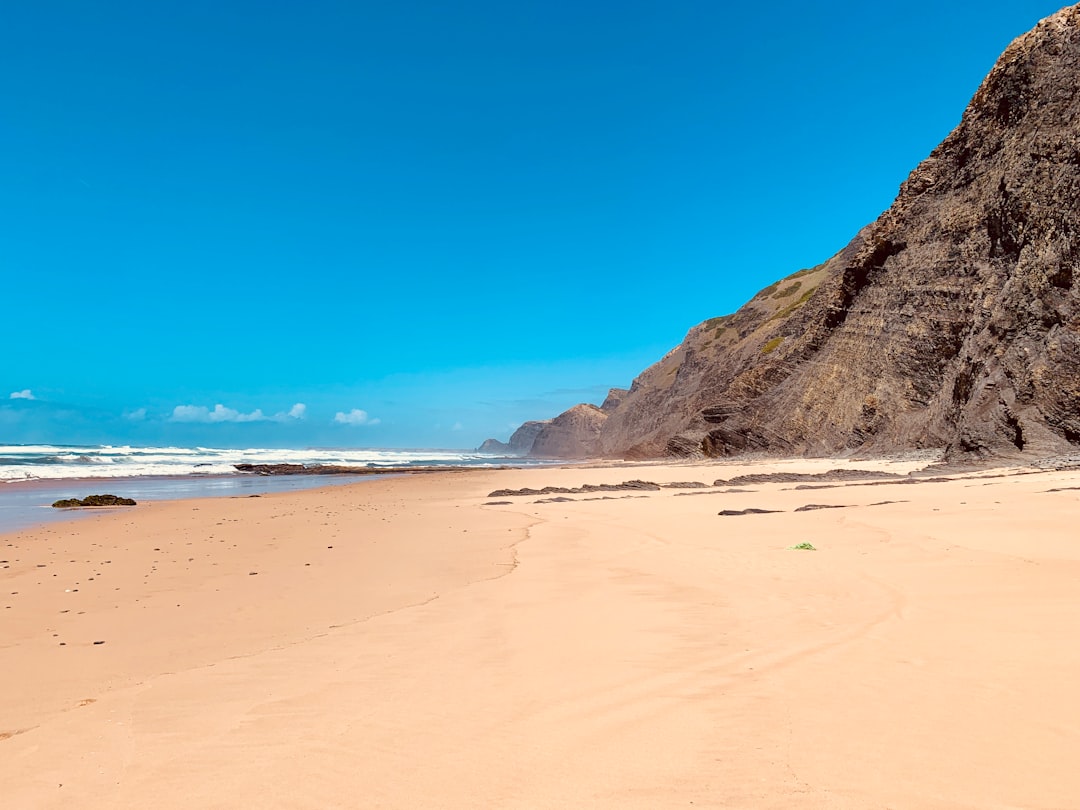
[3,457,1080,808]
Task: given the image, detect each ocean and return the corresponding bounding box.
[0,444,530,482]
[0,444,543,533]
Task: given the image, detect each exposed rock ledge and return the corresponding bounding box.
[233,463,500,476]
[52,494,137,508]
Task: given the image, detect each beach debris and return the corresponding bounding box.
[788,542,817,551]
[52,495,136,508]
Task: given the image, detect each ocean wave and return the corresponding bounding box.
[0,444,523,483]
[0,461,255,481]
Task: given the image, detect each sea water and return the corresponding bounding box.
[0,444,546,533]
[0,444,529,482]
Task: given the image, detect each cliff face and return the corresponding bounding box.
[529,404,608,458]
[507,420,549,454]
[541,6,1080,460]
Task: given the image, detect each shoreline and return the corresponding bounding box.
[4,457,1080,807]
[0,459,578,534]
[0,472,397,534]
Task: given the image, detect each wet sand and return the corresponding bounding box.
[0,473,386,533]
[3,457,1080,808]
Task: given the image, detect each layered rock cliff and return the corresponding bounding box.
[535,5,1080,460]
[508,420,549,454]
[518,389,629,458]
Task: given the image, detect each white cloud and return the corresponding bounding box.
[124,407,147,421]
[170,405,211,423]
[171,404,268,423]
[170,401,310,424]
[9,389,35,400]
[334,408,380,426]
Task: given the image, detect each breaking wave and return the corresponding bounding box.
[0,444,537,483]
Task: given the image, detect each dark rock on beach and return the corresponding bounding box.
[791,475,953,490]
[233,463,489,476]
[712,469,902,486]
[52,494,137,508]
[488,479,663,497]
[235,463,310,475]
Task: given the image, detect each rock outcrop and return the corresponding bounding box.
[507,420,550,454]
[530,6,1080,461]
[482,389,632,458]
[476,438,514,455]
[600,388,629,412]
[52,494,137,507]
[529,404,608,458]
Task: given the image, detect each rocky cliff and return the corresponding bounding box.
[507,420,550,454]
[528,404,607,458]
[476,438,515,455]
[535,5,1080,461]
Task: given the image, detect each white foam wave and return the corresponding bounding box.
[0,444,501,483]
[0,461,246,481]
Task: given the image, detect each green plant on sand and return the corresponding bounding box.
[788,542,816,551]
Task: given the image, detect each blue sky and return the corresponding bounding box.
[2,1,1067,448]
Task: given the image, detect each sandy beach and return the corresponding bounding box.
[3,457,1080,808]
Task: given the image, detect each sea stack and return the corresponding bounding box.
[535,5,1080,461]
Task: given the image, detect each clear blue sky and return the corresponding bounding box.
[2,0,1067,448]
